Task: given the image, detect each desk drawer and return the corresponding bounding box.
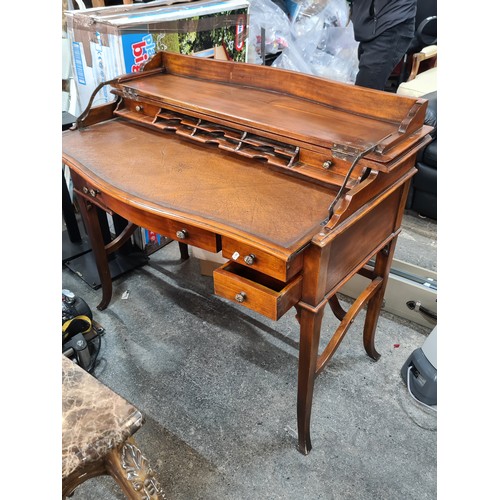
[213,262,302,320]
[221,237,302,282]
[165,220,220,253]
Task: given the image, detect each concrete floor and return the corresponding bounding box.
[62,211,437,500]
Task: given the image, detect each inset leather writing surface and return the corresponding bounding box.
[62,120,333,250]
[120,73,399,152]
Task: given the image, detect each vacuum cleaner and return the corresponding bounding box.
[401,326,437,406]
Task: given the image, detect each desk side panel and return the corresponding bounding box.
[323,183,407,295]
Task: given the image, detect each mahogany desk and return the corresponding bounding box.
[62,52,432,455]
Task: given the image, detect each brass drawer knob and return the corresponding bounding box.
[176,229,188,239]
[244,254,256,265]
[235,291,246,303]
[82,186,99,197]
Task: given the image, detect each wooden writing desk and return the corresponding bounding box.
[62,52,432,455]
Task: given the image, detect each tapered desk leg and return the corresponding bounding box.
[75,196,113,310]
[296,305,325,455]
[178,242,189,260]
[363,240,397,360]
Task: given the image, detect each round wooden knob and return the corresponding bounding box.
[244,254,256,265]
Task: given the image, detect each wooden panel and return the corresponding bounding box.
[324,187,404,293]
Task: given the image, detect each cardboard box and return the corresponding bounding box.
[66,0,250,112]
[191,248,228,276]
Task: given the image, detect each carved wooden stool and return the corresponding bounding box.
[62,356,165,499]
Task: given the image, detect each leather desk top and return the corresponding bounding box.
[62,119,334,251]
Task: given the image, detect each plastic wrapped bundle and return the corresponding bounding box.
[247,0,292,64]
[272,0,359,84]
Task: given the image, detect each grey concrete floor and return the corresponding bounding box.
[62,212,437,500]
[393,211,437,274]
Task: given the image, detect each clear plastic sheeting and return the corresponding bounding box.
[311,22,359,82]
[248,0,359,84]
[247,0,292,64]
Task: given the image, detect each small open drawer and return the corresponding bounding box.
[213,262,303,321]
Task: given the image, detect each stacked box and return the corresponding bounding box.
[66,0,250,113]
[191,248,228,276]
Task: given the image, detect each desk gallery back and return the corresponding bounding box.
[62,51,433,455]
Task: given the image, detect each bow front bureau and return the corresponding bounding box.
[62,51,432,455]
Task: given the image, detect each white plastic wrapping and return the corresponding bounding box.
[247,0,292,64]
[254,0,359,84]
